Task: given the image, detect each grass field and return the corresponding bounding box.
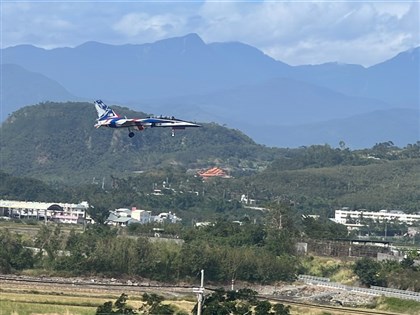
[0,290,112,315]
[2,287,412,315]
[0,301,95,315]
[0,283,195,315]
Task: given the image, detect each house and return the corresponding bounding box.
[240,194,256,205]
[154,212,181,224]
[106,212,139,227]
[131,208,152,224]
[106,207,181,226]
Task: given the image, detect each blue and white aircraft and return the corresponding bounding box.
[94,100,200,138]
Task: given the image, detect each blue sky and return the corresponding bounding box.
[1,1,419,66]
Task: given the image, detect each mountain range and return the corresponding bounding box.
[2,33,419,148]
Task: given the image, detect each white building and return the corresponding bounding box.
[114,208,132,217]
[334,208,420,228]
[131,209,152,224]
[240,194,256,205]
[106,207,180,226]
[154,212,181,224]
[0,199,90,224]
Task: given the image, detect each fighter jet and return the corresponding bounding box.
[94,100,200,137]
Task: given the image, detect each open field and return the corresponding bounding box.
[0,278,195,315]
[0,221,84,237]
[0,276,413,315]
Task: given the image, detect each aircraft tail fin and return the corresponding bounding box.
[94,100,118,121]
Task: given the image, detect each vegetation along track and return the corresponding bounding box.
[0,275,402,315]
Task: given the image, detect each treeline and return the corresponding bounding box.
[96,290,291,315]
[353,254,420,291]
[0,203,344,283]
[2,203,419,292]
[0,225,298,283]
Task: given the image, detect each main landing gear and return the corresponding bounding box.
[128,132,135,138]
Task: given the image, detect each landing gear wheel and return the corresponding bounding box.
[128,132,135,138]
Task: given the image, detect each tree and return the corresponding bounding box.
[0,229,34,273]
[302,216,348,239]
[254,300,272,315]
[400,250,419,270]
[34,225,63,264]
[264,202,300,256]
[272,303,291,315]
[96,301,113,315]
[96,293,137,314]
[87,201,110,225]
[353,257,385,287]
[140,293,177,315]
[198,288,290,315]
[199,288,238,315]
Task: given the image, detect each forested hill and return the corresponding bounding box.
[1,101,419,214]
[0,102,280,184]
[253,158,420,212]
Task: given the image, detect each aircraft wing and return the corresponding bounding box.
[95,118,148,128]
[141,117,200,128]
[111,119,145,128]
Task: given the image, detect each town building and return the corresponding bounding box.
[334,208,420,230]
[0,199,91,224]
[132,209,153,224]
[153,212,181,224]
[240,194,256,205]
[105,207,180,226]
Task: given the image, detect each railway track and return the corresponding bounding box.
[263,295,402,315]
[0,275,405,315]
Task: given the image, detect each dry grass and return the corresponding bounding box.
[0,280,192,315]
[0,291,109,306]
[0,300,95,315]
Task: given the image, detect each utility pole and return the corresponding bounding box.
[193,269,205,315]
[384,221,388,240]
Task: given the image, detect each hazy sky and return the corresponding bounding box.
[1,1,419,66]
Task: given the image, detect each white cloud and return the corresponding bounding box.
[372,2,411,19]
[113,12,185,39]
[195,1,420,66]
[1,1,419,66]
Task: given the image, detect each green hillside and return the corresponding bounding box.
[0,102,279,184]
[1,102,418,215]
[252,158,420,213]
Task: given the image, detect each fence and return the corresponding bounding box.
[298,275,420,302]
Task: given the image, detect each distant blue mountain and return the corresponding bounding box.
[251,108,419,149]
[1,33,419,148]
[143,77,393,126]
[366,48,419,107]
[2,33,290,101]
[291,47,419,108]
[1,64,79,120]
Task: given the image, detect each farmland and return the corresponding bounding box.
[1,275,418,315]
